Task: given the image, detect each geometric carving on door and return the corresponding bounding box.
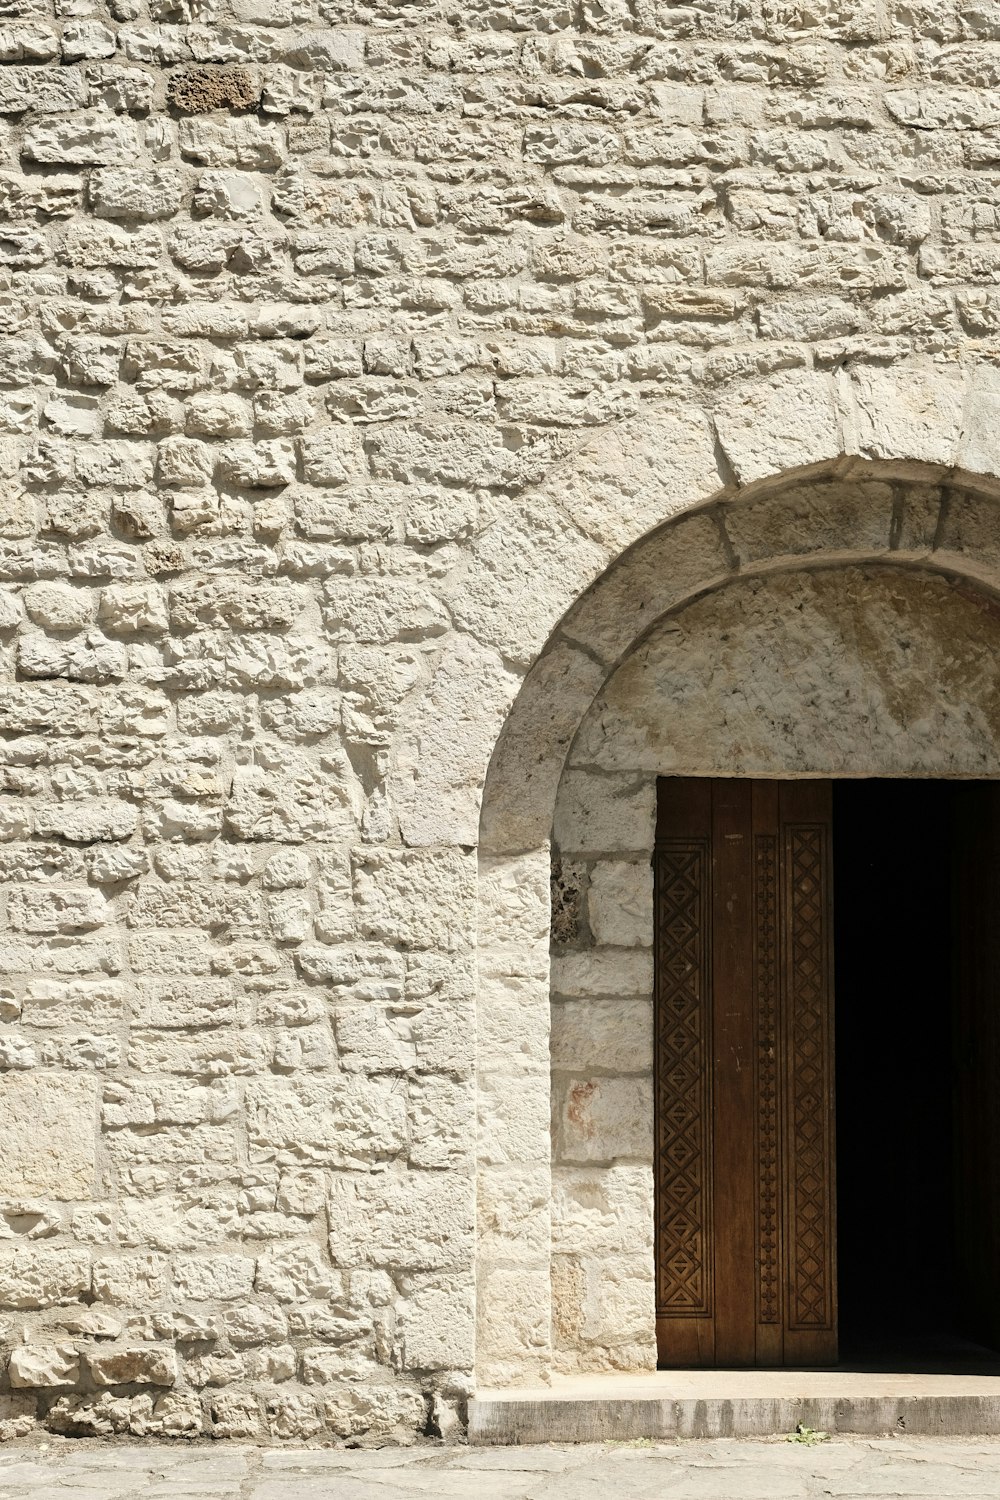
[654,839,713,1317]
[754,833,781,1327]
[785,824,835,1331]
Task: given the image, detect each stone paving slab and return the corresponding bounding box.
[0,1438,989,1497]
[2,1437,1000,1500]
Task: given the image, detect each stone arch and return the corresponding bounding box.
[462,360,1000,1389]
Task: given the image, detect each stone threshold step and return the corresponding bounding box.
[469,1372,1000,1443]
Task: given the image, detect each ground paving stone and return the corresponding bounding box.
[2,1437,1000,1500]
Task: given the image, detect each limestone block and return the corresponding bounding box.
[477,850,551,977]
[408,1075,475,1170]
[61,224,160,274]
[89,1346,177,1387]
[224,761,361,845]
[476,974,550,1075]
[327,1170,474,1271]
[555,1077,655,1164]
[170,576,304,632]
[224,1303,289,1346]
[117,1190,237,1248]
[322,578,449,646]
[8,1343,80,1388]
[156,435,215,489]
[217,440,296,490]
[254,1243,338,1303]
[179,117,284,170]
[725,479,895,566]
[0,1075,94,1200]
[957,362,1000,479]
[18,630,129,683]
[246,1077,407,1168]
[259,689,341,741]
[552,1166,655,1256]
[98,584,169,634]
[445,495,609,668]
[22,980,127,1029]
[706,243,906,291]
[572,567,1000,779]
[400,1272,475,1370]
[478,1071,550,1166]
[935,490,1000,586]
[576,1255,656,1347]
[33,798,137,846]
[0,1246,90,1309]
[294,941,404,989]
[847,363,965,470]
[186,391,253,439]
[23,582,93,631]
[172,1256,255,1302]
[713,370,842,486]
[322,1383,427,1442]
[299,427,362,486]
[587,860,653,948]
[405,487,477,545]
[353,847,475,953]
[552,999,653,1075]
[392,634,521,849]
[89,168,184,221]
[477,1164,551,1262]
[263,849,311,889]
[255,391,315,436]
[8,886,107,934]
[553,772,655,857]
[207,1392,261,1439]
[91,1255,164,1307]
[475,1263,551,1370]
[23,115,140,165]
[264,1393,322,1440]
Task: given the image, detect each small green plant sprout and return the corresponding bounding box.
[787,1423,829,1445]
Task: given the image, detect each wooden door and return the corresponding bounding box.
[654,778,837,1368]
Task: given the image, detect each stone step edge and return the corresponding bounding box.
[468,1393,1000,1444]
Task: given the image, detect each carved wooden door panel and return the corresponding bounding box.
[654,778,836,1368]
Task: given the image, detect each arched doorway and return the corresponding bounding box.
[476,466,1000,1386]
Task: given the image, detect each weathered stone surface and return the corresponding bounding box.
[88,1347,177,1387]
[8,1344,80,1389]
[0,1247,90,1309]
[572,565,1000,779]
[327,1171,474,1271]
[0,1075,95,1199]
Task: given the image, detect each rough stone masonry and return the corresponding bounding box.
[0,0,1000,1450]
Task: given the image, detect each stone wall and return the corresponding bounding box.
[2,0,1000,1446]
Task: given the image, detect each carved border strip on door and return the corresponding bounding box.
[784,823,835,1332]
[754,833,781,1327]
[655,838,714,1318]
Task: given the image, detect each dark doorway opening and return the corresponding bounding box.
[834,779,1000,1371]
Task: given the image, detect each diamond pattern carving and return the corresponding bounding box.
[655,840,712,1318]
[754,834,780,1327]
[786,824,834,1331]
